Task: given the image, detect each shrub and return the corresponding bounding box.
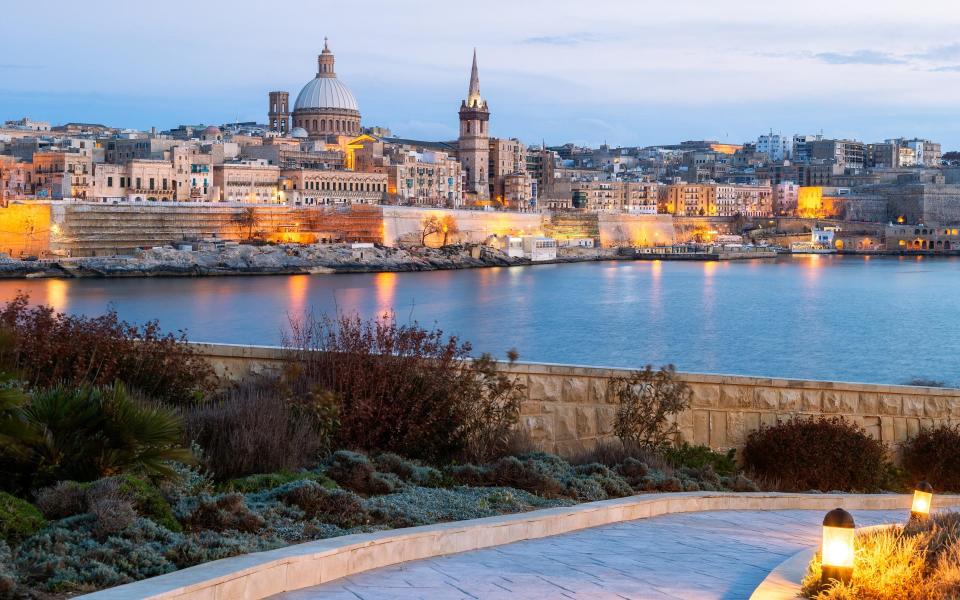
[280,313,525,463]
[223,471,336,494]
[180,494,263,533]
[275,481,369,528]
[0,384,191,494]
[609,365,692,450]
[666,443,737,477]
[374,453,446,487]
[901,425,960,491]
[324,451,396,496]
[485,456,567,498]
[183,385,323,480]
[34,481,87,520]
[165,530,285,570]
[14,517,178,592]
[0,293,214,404]
[0,541,16,596]
[743,416,890,492]
[0,492,46,545]
[88,493,137,538]
[88,475,181,532]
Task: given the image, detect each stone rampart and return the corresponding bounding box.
[193,343,960,454]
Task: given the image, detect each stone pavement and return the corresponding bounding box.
[271,509,904,600]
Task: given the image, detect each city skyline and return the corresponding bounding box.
[5,0,960,147]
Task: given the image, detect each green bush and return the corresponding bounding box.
[223,471,336,494]
[666,443,737,476]
[901,425,960,491]
[743,417,890,492]
[89,476,181,533]
[0,384,191,494]
[0,492,46,545]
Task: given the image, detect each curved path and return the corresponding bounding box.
[272,509,903,600]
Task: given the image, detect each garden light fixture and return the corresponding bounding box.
[821,508,855,588]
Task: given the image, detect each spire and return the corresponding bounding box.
[467,48,482,107]
[324,37,329,52]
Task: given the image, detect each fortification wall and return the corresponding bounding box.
[380,206,545,246]
[193,343,960,456]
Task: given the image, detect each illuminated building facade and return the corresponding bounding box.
[213,160,282,203]
[458,50,490,202]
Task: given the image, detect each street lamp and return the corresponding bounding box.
[821,508,855,589]
[911,482,934,522]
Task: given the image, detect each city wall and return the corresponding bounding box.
[380,205,544,246]
[193,342,960,455]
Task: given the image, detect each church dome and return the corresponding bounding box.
[294,77,359,112]
[290,126,309,139]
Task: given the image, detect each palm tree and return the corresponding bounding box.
[2,384,191,492]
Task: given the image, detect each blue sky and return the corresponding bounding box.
[4,0,960,148]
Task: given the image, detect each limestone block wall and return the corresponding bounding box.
[192,343,960,455]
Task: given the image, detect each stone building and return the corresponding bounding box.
[458,50,490,202]
[213,160,282,203]
[872,173,960,224]
[886,224,960,251]
[32,151,92,199]
[290,40,362,140]
[279,168,387,205]
[489,137,529,207]
[713,184,773,217]
[268,91,290,135]
[660,183,715,216]
[352,136,463,207]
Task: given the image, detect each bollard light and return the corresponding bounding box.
[821,508,855,588]
[911,482,934,521]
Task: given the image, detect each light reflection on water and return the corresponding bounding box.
[2,255,958,385]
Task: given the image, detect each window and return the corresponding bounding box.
[136,178,142,189]
[107,176,113,187]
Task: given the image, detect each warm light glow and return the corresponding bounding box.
[822,526,855,568]
[912,489,933,516]
[709,143,741,155]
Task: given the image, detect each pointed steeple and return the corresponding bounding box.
[467,48,483,107]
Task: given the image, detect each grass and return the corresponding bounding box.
[802,512,960,599]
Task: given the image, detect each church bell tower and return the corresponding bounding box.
[458,49,490,201]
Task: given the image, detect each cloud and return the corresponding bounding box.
[813,50,905,65]
[929,65,960,72]
[520,33,606,46]
[909,43,960,61]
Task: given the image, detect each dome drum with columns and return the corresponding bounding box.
[289,39,361,139]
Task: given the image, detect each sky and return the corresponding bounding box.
[4,0,960,148]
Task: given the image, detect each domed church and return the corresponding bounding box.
[267,39,361,140]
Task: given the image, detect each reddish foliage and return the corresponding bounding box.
[901,425,960,492]
[742,416,891,492]
[0,292,214,403]
[281,313,523,463]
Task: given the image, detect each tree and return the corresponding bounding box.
[233,207,260,240]
[419,214,442,247]
[609,365,692,451]
[440,215,459,246]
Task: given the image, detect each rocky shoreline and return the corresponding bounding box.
[0,243,623,279]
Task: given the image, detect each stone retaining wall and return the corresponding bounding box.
[193,342,960,454]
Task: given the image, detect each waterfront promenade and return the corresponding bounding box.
[273,509,901,600]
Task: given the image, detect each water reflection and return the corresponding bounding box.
[0,256,958,384]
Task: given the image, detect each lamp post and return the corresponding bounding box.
[911,482,934,522]
[821,508,855,589]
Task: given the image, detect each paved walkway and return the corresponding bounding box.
[273,509,904,600]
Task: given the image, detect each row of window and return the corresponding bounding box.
[294,117,359,135]
[299,180,384,192]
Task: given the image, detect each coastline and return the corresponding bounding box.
[0,244,631,279]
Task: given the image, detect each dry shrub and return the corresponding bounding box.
[567,439,675,474]
[182,494,263,533]
[280,313,524,463]
[88,493,137,538]
[609,365,691,451]
[802,512,960,599]
[183,385,322,480]
[486,456,567,498]
[742,416,890,492]
[278,481,369,528]
[902,425,960,492]
[34,481,87,520]
[324,451,395,495]
[0,293,214,404]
